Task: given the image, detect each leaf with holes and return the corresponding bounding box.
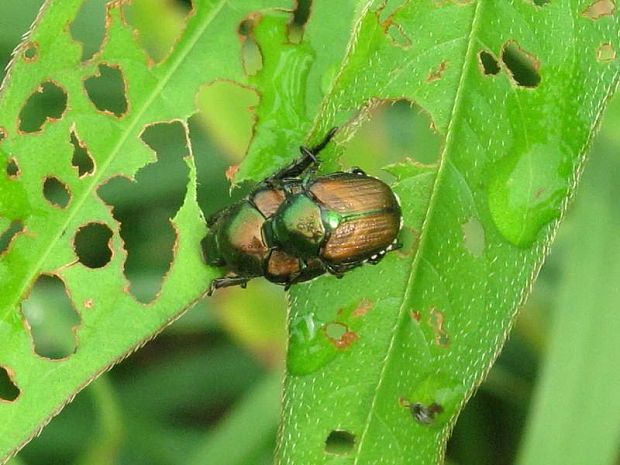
[0,0,288,460]
[269,2,620,465]
[1,0,619,464]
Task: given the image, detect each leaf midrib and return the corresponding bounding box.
[352,1,485,461]
[4,0,226,319]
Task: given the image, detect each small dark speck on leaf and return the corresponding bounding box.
[325,430,356,455]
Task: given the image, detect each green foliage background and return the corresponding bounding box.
[0,1,619,465]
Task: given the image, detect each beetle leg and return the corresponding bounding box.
[367,251,386,265]
[319,259,346,278]
[265,127,338,181]
[207,276,252,296]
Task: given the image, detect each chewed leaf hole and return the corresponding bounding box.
[526,0,551,5]
[19,81,67,133]
[6,158,20,178]
[1,220,24,256]
[462,216,485,257]
[70,0,107,61]
[478,50,500,76]
[238,15,264,76]
[84,64,128,117]
[22,275,81,359]
[71,131,95,176]
[23,42,39,61]
[501,41,541,88]
[342,99,441,172]
[582,0,616,19]
[194,80,259,161]
[597,43,616,62]
[324,322,358,349]
[98,121,189,303]
[74,223,113,268]
[386,23,412,49]
[325,430,356,455]
[0,366,20,402]
[43,177,71,209]
[288,0,311,43]
[125,0,193,63]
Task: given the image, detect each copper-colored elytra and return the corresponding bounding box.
[309,174,396,214]
[323,212,400,262]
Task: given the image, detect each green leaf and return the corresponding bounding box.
[1,0,619,463]
[515,95,620,465]
[278,1,620,464]
[0,0,286,460]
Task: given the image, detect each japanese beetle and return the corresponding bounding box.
[203,128,402,295]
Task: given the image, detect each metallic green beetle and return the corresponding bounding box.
[203,128,402,294]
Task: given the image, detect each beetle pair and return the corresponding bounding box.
[203,128,402,295]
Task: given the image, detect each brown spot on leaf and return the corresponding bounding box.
[0,366,20,402]
[84,299,94,309]
[84,63,129,118]
[19,81,67,133]
[429,307,450,347]
[43,176,71,209]
[582,0,616,19]
[501,40,541,88]
[74,222,113,268]
[427,61,447,82]
[22,274,81,359]
[597,43,616,62]
[410,310,421,321]
[225,165,240,182]
[23,42,39,62]
[324,322,358,350]
[352,298,373,317]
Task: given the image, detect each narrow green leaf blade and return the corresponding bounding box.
[279,1,620,464]
[0,0,286,460]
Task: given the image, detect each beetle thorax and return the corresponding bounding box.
[264,194,326,259]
